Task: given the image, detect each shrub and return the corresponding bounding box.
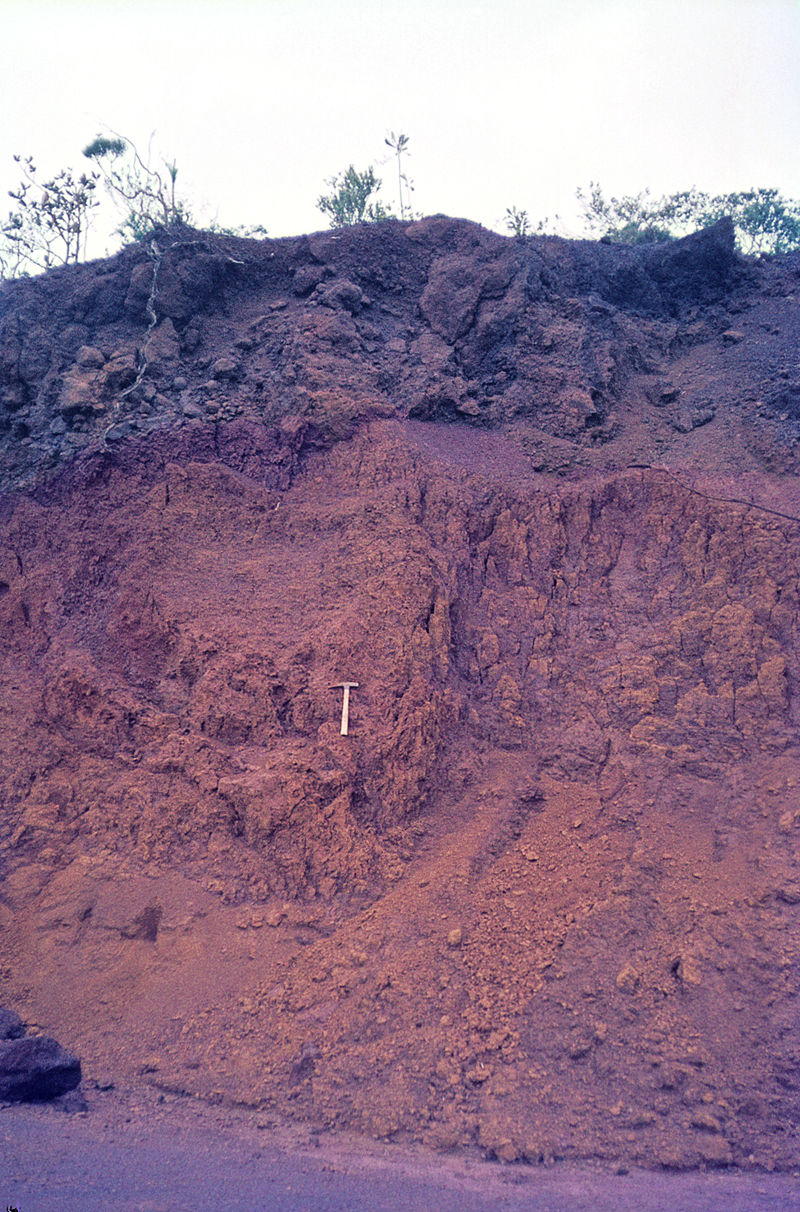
[317,165,392,227]
[83,132,192,241]
[2,155,98,274]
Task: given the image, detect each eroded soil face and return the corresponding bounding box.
[1,218,799,1170]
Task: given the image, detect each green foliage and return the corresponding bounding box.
[206,219,268,238]
[317,165,392,228]
[577,183,677,243]
[503,206,563,239]
[83,134,126,160]
[1,155,99,275]
[83,132,192,241]
[504,206,531,237]
[384,131,414,220]
[577,181,800,253]
[707,188,800,254]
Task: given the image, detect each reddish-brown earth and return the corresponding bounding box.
[1,216,799,1172]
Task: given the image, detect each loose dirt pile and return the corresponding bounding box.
[1,217,799,1170]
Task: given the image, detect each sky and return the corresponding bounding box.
[1,0,799,255]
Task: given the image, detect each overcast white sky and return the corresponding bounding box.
[1,0,799,253]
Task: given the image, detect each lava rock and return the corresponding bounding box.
[0,1034,82,1102]
[0,1007,24,1040]
[104,420,134,442]
[211,357,242,381]
[76,345,106,369]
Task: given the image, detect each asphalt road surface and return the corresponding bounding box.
[2,1087,800,1212]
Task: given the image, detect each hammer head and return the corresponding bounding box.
[331,681,359,689]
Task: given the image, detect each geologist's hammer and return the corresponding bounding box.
[331,681,359,736]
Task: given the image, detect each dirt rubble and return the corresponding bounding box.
[0,215,799,1173]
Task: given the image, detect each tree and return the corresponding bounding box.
[576,181,800,253]
[317,165,391,227]
[83,132,192,241]
[702,188,800,255]
[576,183,674,243]
[2,156,99,274]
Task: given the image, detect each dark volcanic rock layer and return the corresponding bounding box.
[1,218,799,1169]
[3,213,798,490]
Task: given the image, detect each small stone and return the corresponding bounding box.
[0,1008,24,1040]
[722,329,745,344]
[317,278,364,313]
[182,403,204,419]
[102,349,138,392]
[58,370,99,415]
[292,266,325,297]
[76,345,106,369]
[211,357,241,381]
[674,404,715,433]
[615,963,640,993]
[675,954,702,986]
[698,1135,733,1166]
[145,318,180,364]
[447,927,463,948]
[627,1110,657,1128]
[568,1035,593,1059]
[493,1138,519,1163]
[691,1110,722,1133]
[120,903,162,942]
[104,421,132,442]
